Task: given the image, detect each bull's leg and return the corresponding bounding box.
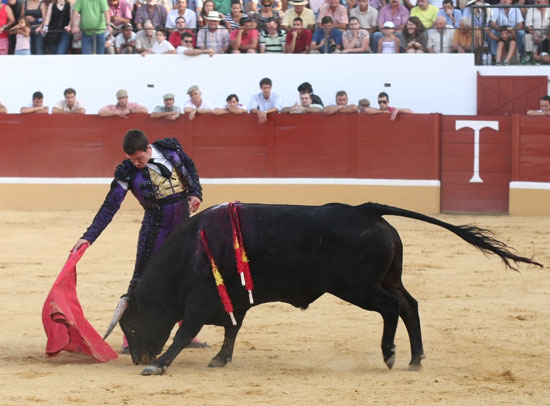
[333,285,400,369]
[141,319,205,376]
[208,321,243,368]
[381,246,425,370]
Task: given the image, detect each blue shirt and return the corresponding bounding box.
[312,28,343,54]
[437,9,462,28]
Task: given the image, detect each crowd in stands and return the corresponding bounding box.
[0,0,549,63]
[0,78,416,120]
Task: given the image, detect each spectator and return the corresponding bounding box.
[21,91,49,114]
[285,17,312,53]
[437,0,461,29]
[115,23,136,53]
[214,0,232,15]
[108,0,132,33]
[71,0,110,54]
[377,20,400,53]
[311,16,343,53]
[52,88,86,114]
[527,95,550,115]
[0,2,14,55]
[281,92,324,113]
[184,85,213,120]
[166,0,197,31]
[213,93,247,114]
[135,0,167,30]
[317,0,349,30]
[9,16,30,55]
[224,0,247,31]
[370,91,413,120]
[187,0,203,13]
[259,18,286,52]
[494,25,517,65]
[98,89,148,118]
[324,90,359,115]
[176,30,215,54]
[169,16,196,48]
[40,0,72,54]
[297,81,324,106]
[524,0,550,64]
[251,0,282,32]
[22,0,46,55]
[0,101,6,113]
[410,0,438,30]
[197,10,230,53]
[281,0,315,31]
[358,98,378,113]
[451,16,482,53]
[249,77,283,124]
[104,27,116,54]
[489,0,525,63]
[533,29,550,65]
[141,27,176,54]
[135,19,156,53]
[377,0,409,37]
[400,16,427,53]
[350,0,379,52]
[342,16,370,53]
[229,17,258,53]
[198,0,215,27]
[151,93,181,120]
[427,15,454,53]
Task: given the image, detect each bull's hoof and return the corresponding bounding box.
[408,363,422,371]
[383,345,396,369]
[408,353,426,371]
[208,356,231,368]
[384,354,396,370]
[141,365,165,376]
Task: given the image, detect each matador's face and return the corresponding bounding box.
[126,145,152,169]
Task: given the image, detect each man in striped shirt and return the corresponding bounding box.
[259,18,286,53]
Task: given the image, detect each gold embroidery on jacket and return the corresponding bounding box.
[149,168,186,199]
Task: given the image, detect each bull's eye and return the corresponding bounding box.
[130,329,136,334]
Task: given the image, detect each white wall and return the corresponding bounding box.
[0,54,548,115]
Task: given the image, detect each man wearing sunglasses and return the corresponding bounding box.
[365,91,412,121]
[176,31,215,55]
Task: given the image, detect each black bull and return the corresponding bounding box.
[107,202,541,375]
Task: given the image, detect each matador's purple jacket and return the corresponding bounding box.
[81,138,202,290]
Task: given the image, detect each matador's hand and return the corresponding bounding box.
[188,196,201,213]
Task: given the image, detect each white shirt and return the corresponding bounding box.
[165,8,198,29]
[184,99,213,110]
[151,40,176,54]
[115,32,137,48]
[248,92,283,112]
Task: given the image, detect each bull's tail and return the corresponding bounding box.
[359,202,543,271]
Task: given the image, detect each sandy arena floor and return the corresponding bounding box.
[0,209,549,405]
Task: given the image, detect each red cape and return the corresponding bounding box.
[42,244,118,362]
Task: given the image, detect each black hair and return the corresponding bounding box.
[297,82,313,93]
[378,91,389,100]
[123,129,149,155]
[259,77,272,87]
[64,88,76,96]
[321,16,332,25]
[226,93,239,102]
[32,91,44,100]
[541,95,550,102]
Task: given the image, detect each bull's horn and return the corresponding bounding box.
[103,296,129,340]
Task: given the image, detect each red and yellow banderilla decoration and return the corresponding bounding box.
[229,202,254,304]
[200,230,237,326]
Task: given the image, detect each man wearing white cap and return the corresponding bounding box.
[196,10,230,53]
[151,93,181,120]
[281,0,316,31]
[184,85,213,120]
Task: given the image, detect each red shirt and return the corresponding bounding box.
[285,29,312,54]
[169,30,196,48]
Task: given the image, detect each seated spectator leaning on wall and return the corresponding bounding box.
[115,23,136,53]
[141,28,176,54]
[527,95,550,116]
[197,11,230,53]
[410,0,438,29]
[324,90,359,115]
[367,91,413,121]
[281,92,324,113]
[184,85,213,120]
[52,88,86,114]
[249,77,283,124]
[151,93,181,120]
[169,16,196,48]
[297,81,324,106]
[21,91,49,114]
[0,101,7,114]
[285,17,312,53]
[357,98,379,113]
[213,94,248,115]
[136,20,156,53]
[177,31,215,54]
[98,89,148,118]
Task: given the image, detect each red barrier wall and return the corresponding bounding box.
[0,114,440,180]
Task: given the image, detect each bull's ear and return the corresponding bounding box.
[103,296,129,340]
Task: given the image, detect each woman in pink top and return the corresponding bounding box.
[0,2,15,55]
